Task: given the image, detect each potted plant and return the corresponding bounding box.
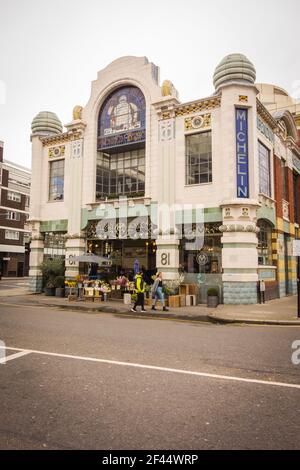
[54,276,66,297]
[45,278,56,296]
[39,258,65,293]
[207,287,219,308]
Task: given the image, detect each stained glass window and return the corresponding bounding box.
[98,86,146,151]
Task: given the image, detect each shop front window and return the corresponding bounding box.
[179,223,222,274]
[257,220,273,265]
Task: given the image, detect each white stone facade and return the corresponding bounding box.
[28,55,300,304]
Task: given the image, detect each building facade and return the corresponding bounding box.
[0,141,31,277]
[28,54,300,304]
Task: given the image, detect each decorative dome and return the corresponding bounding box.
[31,111,63,136]
[213,53,256,91]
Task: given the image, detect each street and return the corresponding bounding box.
[0,299,300,450]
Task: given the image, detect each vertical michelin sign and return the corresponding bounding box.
[236,108,249,198]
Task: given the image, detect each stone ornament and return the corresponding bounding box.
[48,145,65,159]
[71,139,83,158]
[73,105,83,120]
[219,223,258,233]
[159,119,175,141]
[184,114,211,131]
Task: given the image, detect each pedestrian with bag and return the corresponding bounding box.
[151,272,169,311]
[131,272,146,312]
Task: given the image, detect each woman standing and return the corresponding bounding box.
[151,272,169,311]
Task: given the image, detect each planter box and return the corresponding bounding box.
[168,295,180,308]
[207,296,219,308]
[45,287,55,296]
[55,288,65,298]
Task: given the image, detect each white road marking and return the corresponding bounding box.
[0,350,31,364]
[0,345,299,390]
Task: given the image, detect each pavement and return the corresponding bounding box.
[0,277,299,325]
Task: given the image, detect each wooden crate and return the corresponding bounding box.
[179,295,186,307]
[179,284,190,296]
[188,284,198,296]
[168,295,180,308]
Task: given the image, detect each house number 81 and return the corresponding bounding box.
[161,253,170,266]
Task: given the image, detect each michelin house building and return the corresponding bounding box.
[28,54,300,304]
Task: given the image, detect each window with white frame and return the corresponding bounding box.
[6,211,21,221]
[258,141,271,197]
[49,160,64,201]
[7,191,21,202]
[186,132,212,185]
[5,230,20,240]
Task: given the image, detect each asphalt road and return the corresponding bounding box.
[0,300,300,450]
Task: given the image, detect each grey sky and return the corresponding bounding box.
[0,0,299,168]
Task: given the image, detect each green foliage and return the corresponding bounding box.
[39,258,65,287]
[54,276,65,288]
[207,287,219,297]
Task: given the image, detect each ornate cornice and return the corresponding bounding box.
[256,99,277,130]
[174,96,221,118]
[40,130,84,147]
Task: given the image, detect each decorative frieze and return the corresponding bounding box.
[184,114,211,131]
[48,145,65,159]
[175,97,221,117]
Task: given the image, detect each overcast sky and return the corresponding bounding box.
[0,0,299,168]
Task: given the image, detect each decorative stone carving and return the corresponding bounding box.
[48,145,65,159]
[161,80,175,97]
[159,119,175,141]
[73,105,83,120]
[71,139,83,158]
[219,223,258,233]
[242,207,249,217]
[184,114,211,131]
[282,200,289,220]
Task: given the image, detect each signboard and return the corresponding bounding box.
[236,108,249,198]
[293,240,300,256]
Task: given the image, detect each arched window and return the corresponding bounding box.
[257,220,273,266]
[96,86,146,200]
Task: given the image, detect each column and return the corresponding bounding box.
[28,222,44,293]
[220,201,260,304]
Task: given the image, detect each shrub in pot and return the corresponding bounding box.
[45,279,56,296]
[207,287,219,308]
[39,258,65,292]
[54,276,66,297]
